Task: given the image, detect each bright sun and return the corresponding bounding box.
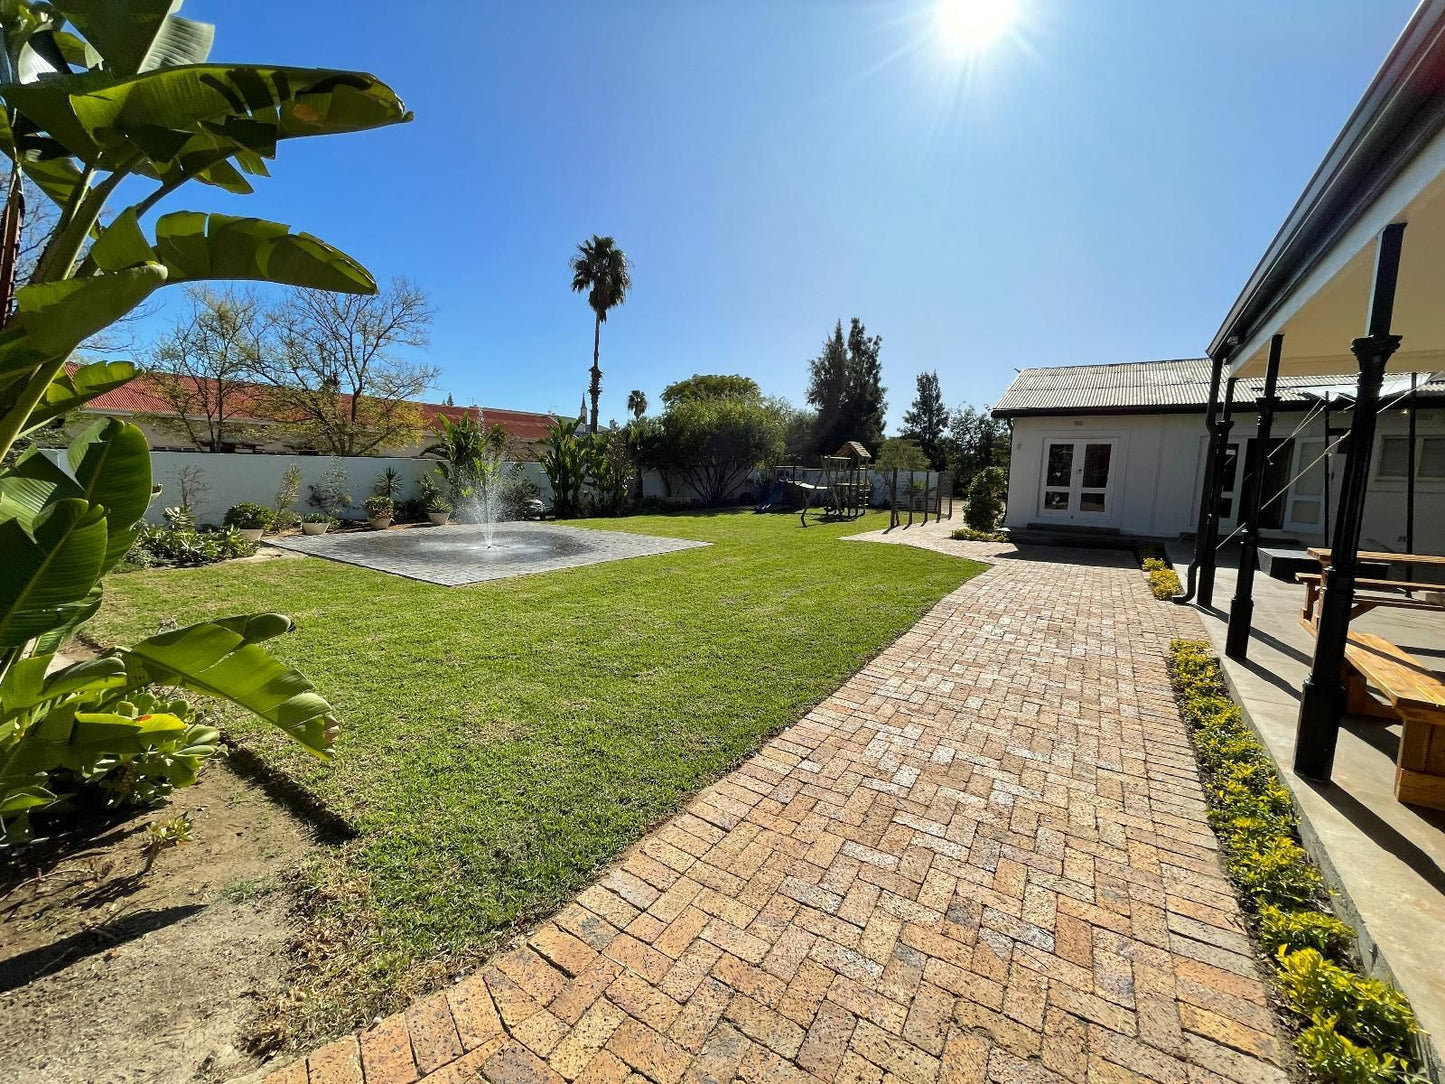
[935,0,1019,55]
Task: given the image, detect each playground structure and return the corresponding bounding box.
[757,442,873,525]
[753,442,955,529]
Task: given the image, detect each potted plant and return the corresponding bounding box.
[301,512,331,536]
[425,494,453,526]
[222,501,274,543]
[364,495,395,529]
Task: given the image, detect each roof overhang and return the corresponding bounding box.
[1215,0,1445,379]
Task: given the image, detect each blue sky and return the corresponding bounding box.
[150,0,1418,427]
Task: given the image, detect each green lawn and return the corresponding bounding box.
[85,510,985,1047]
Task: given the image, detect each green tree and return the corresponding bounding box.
[627,388,647,419]
[806,321,849,453]
[875,437,930,471]
[806,318,886,455]
[0,0,409,838]
[901,371,949,469]
[663,373,760,405]
[947,404,1009,486]
[569,235,631,434]
[660,376,786,506]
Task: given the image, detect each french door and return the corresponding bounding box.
[1040,438,1118,523]
[1285,438,1328,533]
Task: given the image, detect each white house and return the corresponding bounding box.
[991,357,1445,551]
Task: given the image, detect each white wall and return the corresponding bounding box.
[144,451,550,525]
[1004,406,1445,552]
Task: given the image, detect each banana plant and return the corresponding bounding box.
[0,0,411,838]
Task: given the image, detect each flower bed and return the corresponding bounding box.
[1167,639,1421,1083]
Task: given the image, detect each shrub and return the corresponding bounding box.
[951,526,1006,543]
[501,475,541,519]
[964,466,1006,532]
[364,495,395,520]
[1148,567,1182,599]
[1142,557,1169,573]
[274,464,303,529]
[1259,905,1356,960]
[1167,640,1423,1082]
[303,511,331,524]
[224,502,275,531]
[128,524,255,569]
[1277,949,1417,1055]
[1295,1023,1410,1084]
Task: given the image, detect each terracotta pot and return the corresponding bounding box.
[239,527,265,543]
[427,512,451,525]
[302,521,328,535]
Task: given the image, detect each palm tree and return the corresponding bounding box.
[569,235,632,433]
[627,389,647,420]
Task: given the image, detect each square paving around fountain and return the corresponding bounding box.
[264,520,709,585]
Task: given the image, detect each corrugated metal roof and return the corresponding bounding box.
[992,358,1445,417]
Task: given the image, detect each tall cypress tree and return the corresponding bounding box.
[901,371,949,469]
[806,321,850,453]
[843,318,886,454]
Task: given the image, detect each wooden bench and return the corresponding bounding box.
[1295,572,1445,630]
[1341,632,1445,809]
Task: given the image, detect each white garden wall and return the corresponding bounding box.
[142,451,551,525]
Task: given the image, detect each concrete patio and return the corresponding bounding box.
[1171,543,1445,1062]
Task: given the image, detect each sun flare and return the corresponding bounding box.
[935,0,1019,55]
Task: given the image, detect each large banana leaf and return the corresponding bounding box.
[19,360,138,436]
[0,419,151,572]
[0,265,166,380]
[93,209,376,294]
[0,211,371,384]
[51,1,214,79]
[2,64,410,172]
[0,497,107,647]
[117,617,338,758]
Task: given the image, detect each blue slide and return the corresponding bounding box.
[754,480,788,513]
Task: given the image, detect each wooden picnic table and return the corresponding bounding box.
[1308,547,1445,569]
[1297,572,1445,629]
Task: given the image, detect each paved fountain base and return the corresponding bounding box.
[265,521,707,586]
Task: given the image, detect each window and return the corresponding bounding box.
[1377,435,1445,480]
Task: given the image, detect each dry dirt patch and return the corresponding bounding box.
[0,762,314,1084]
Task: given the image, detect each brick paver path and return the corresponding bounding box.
[268,535,1288,1084]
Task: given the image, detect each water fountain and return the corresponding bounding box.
[269,410,708,584]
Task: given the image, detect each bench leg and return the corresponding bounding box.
[1340,663,1397,722]
[1394,711,1445,810]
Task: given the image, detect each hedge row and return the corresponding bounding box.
[1167,640,1422,1083]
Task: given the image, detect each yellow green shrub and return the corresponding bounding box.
[1258,904,1355,960]
[1295,1023,1411,1084]
[1167,640,1422,1084]
[1148,567,1182,599]
[1278,948,1417,1055]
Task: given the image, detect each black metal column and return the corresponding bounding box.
[1198,378,1238,610]
[1177,355,1225,602]
[1295,223,1405,780]
[1407,372,1417,555]
[1225,335,1283,658]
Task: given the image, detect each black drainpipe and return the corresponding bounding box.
[1174,354,1225,603]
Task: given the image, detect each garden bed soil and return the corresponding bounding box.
[0,763,313,1084]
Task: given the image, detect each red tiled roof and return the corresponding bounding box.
[81,371,557,442]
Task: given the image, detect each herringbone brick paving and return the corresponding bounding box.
[267,532,1287,1084]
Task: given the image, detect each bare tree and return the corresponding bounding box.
[257,277,437,455]
[148,286,268,451]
